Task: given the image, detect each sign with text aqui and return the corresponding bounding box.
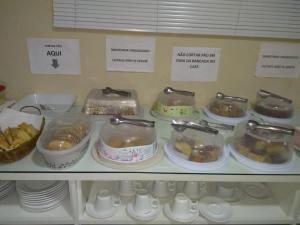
[27,38,81,75]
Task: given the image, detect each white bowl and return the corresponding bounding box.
[12,93,76,119]
[36,113,93,169]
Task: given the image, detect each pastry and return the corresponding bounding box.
[209,101,245,117]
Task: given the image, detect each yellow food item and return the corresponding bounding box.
[0,123,39,150]
[108,136,146,148]
[47,140,74,150]
[174,141,193,157]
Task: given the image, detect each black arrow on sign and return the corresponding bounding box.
[51,58,59,69]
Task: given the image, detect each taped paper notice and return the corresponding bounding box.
[27,38,81,75]
[106,36,155,72]
[256,43,300,78]
[171,47,221,81]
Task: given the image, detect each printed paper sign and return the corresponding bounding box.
[27,38,81,75]
[106,36,155,72]
[256,43,300,78]
[171,47,221,81]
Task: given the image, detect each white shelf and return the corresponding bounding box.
[79,192,291,224]
[0,189,74,224]
[0,107,300,182]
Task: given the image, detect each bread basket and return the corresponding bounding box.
[0,107,44,163]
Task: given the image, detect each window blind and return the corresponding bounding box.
[53,0,300,39]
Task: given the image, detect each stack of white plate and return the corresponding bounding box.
[16,180,68,212]
[0,180,15,201]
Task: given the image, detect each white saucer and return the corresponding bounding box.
[126,201,161,222]
[239,183,270,199]
[203,107,250,125]
[163,202,198,223]
[86,196,121,219]
[164,143,230,172]
[228,144,296,173]
[199,196,233,223]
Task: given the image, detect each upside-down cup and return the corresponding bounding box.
[98,115,157,164]
[37,113,93,169]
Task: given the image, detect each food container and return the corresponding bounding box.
[0,84,6,105]
[12,93,76,118]
[150,87,196,120]
[98,116,157,163]
[204,92,249,125]
[164,120,229,171]
[231,120,295,171]
[254,90,293,119]
[82,87,140,116]
[207,92,248,118]
[0,108,44,162]
[37,113,92,169]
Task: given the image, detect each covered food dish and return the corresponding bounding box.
[98,115,157,163]
[232,120,294,165]
[151,87,195,119]
[37,113,93,169]
[254,90,293,119]
[82,87,140,116]
[169,120,224,163]
[207,92,248,118]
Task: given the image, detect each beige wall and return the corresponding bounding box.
[0,0,300,108]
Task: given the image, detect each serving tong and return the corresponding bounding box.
[171,120,219,134]
[247,120,294,135]
[110,115,155,127]
[164,87,195,97]
[216,92,248,103]
[103,87,131,97]
[199,119,234,131]
[257,90,292,103]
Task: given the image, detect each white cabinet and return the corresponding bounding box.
[0,109,300,225]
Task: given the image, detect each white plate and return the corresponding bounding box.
[16,181,66,195]
[199,196,233,223]
[164,143,230,172]
[163,202,199,223]
[18,184,67,201]
[203,107,250,125]
[20,187,68,205]
[126,202,161,222]
[238,183,270,199]
[228,144,296,173]
[12,93,75,118]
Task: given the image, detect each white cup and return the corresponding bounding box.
[217,183,236,199]
[171,193,197,217]
[183,181,200,200]
[118,180,135,197]
[94,189,116,213]
[152,180,175,198]
[133,188,158,215]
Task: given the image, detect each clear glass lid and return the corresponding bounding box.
[208,92,248,118]
[170,120,224,163]
[233,120,294,164]
[100,116,156,148]
[254,90,293,119]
